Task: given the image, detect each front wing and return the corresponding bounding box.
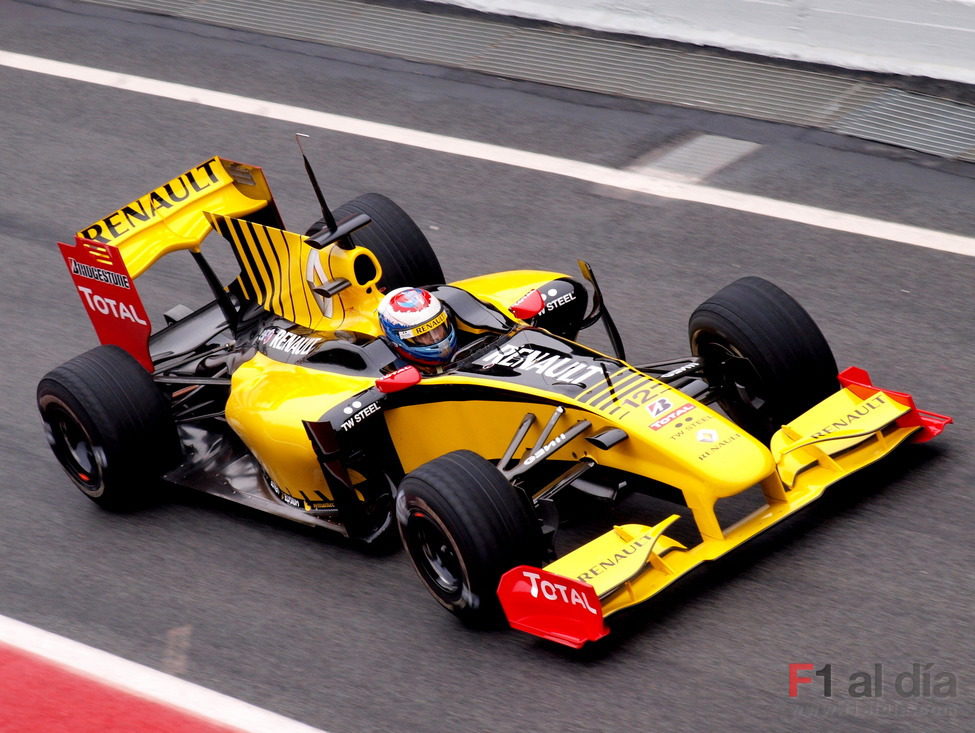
[497,367,951,647]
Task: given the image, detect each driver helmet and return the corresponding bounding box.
[378,287,456,366]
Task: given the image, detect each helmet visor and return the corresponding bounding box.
[407,323,450,346]
[396,309,450,346]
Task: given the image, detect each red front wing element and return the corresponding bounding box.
[58,237,153,371]
[497,566,608,648]
[838,366,952,443]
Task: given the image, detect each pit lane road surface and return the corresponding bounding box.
[1,1,973,731]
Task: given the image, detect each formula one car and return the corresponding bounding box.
[38,154,951,648]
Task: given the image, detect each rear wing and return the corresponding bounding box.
[74,157,280,278]
[58,158,283,369]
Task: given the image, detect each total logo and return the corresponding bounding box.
[521,570,598,615]
[649,402,696,431]
[77,285,147,324]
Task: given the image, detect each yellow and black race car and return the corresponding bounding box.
[38,154,951,648]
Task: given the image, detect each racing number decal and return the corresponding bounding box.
[577,369,678,422]
[620,388,696,430]
[617,388,668,412]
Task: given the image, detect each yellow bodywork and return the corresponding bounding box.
[224,266,605,504]
[208,213,386,334]
[226,353,374,503]
[228,354,774,518]
[77,157,276,278]
[453,271,571,316]
[386,376,773,493]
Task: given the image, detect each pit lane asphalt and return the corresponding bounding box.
[1,1,973,730]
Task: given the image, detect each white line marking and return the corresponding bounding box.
[0,614,327,733]
[1,50,973,257]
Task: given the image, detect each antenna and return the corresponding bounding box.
[295,133,337,233]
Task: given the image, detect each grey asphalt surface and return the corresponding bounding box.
[2,1,973,731]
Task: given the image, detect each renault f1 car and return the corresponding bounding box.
[38,154,952,648]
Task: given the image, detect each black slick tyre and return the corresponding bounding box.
[37,345,180,509]
[689,276,838,442]
[307,193,444,290]
[396,450,543,626]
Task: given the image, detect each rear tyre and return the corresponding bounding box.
[37,345,180,509]
[307,193,444,290]
[397,450,543,626]
[689,276,838,441]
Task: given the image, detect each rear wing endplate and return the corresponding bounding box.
[57,238,152,370]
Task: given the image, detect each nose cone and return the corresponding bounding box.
[684,426,775,497]
[596,388,775,500]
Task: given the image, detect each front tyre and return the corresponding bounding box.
[397,450,543,626]
[689,276,838,441]
[37,345,180,509]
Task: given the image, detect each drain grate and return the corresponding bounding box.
[629,134,762,183]
[84,0,975,162]
[833,89,975,161]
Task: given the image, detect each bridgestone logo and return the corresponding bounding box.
[69,259,131,289]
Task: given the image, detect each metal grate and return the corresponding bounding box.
[83,0,975,162]
[833,89,975,160]
[629,134,763,183]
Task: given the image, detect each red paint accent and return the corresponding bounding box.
[837,366,952,443]
[58,237,153,372]
[0,643,237,732]
[375,365,422,393]
[509,289,545,320]
[497,566,608,648]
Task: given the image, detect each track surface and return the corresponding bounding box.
[2,1,973,730]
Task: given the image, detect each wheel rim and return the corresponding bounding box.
[44,405,102,490]
[406,511,464,598]
[696,337,773,432]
